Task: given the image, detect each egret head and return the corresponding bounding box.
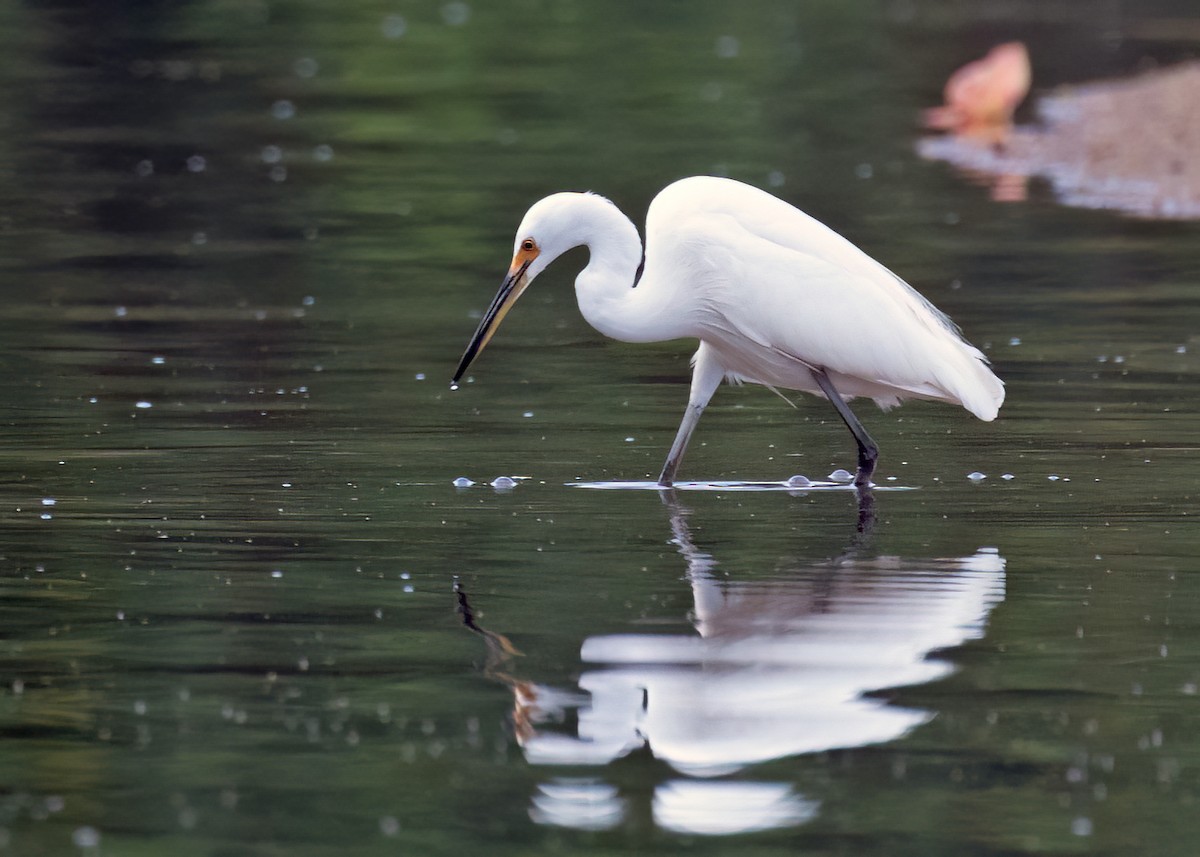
[452,192,598,385]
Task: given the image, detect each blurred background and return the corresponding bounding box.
[0,0,1198,854]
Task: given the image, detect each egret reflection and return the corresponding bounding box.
[458,501,1005,835]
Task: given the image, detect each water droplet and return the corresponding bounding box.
[715,34,740,59]
[72,826,101,849]
[293,57,319,78]
[787,474,812,488]
[491,476,517,490]
[381,14,407,38]
[452,477,474,488]
[441,2,470,26]
[271,99,295,120]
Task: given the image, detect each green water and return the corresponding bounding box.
[1,1,1199,854]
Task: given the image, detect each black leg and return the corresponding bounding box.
[810,367,879,488]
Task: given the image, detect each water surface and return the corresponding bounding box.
[1,1,1199,855]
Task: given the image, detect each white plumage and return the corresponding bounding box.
[454,176,1004,487]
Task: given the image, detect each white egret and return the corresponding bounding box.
[453,176,1004,487]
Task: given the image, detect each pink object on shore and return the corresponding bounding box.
[923,42,1032,143]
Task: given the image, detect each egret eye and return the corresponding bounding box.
[521,239,535,252]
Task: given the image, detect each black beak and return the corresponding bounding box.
[452,258,533,385]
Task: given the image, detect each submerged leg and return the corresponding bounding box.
[658,345,725,487]
[811,367,879,488]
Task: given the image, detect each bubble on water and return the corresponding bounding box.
[41,498,56,506]
[1048,474,1061,481]
[134,700,147,715]
[452,477,474,488]
[855,162,874,180]
[151,355,166,365]
[269,165,287,182]
[135,159,154,177]
[72,826,101,849]
[522,411,534,418]
[1071,817,1093,837]
[382,14,407,39]
[313,143,334,162]
[786,474,812,487]
[271,570,283,579]
[40,513,52,520]
[624,436,635,442]
[271,99,296,120]
[1001,473,1015,480]
[135,401,153,409]
[415,373,426,381]
[441,2,470,26]
[261,144,283,164]
[88,397,98,404]
[403,584,414,593]
[379,815,401,836]
[767,170,785,188]
[967,471,986,482]
[449,382,459,391]
[45,795,64,813]
[1009,337,1022,346]
[828,469,854,482]
[186,154,207,172]
[490,476,517,490]
[1176,345,1188,354]
[115,306,128,318]
[715,34,740,59]
[1113,355,1125,364]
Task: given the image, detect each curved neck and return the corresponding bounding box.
[567,196,690,343]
